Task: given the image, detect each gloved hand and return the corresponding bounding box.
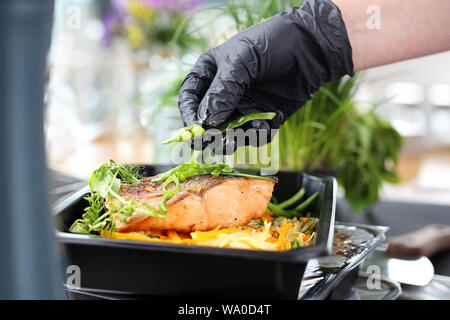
[178,0,354,152]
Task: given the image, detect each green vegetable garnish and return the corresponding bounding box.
[291,239,300,249]
[294,192,319,212]
[69,193,114,235]
[152,160,277,213]
[218,112,276,131]
[268,190,319,218]
[277,188,305,209]
[109,160,144,186]
[162,124,205,144]
[69,161,163,236]
[162,112,275,145]
[181,130,193,141]
[300,217,317,233]
[191,124,205,137]
[88,163,123,201]
[109,199,164,223]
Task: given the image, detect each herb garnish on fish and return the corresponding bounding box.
[69,193,113,235]
[151,161,277,213]
[69,161,164,235]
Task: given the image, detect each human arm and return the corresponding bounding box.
[333,0,450,71]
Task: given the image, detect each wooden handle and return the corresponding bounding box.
[386,224,450,260]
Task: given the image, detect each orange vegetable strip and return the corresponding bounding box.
[168,231,181,241]
[277,223,293,251]
[103,231,162,243]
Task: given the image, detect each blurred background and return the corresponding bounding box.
[46,0,450,210]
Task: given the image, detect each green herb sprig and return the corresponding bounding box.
[162,112,276,145]
[162,124,205,144]
[69,161,164,236]
[218,112,276,131]
[69,193,114,235]
[88,161,164,220]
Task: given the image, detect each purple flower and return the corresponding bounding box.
[101,11,123,47]
[112,0,129,12]
[141,0,165,9]
[101,0,203,47]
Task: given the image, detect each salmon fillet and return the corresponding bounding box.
[107,175,275,233]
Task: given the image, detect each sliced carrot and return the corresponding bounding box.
[277,223,292,251]
[300,217,309,223]
[167,231,181,241]
[177,233,191,240]
[286,240,292,251]
[145,229,163,236]
[146,194,161,199]
[262,211,275,222]
[302,234,311,242]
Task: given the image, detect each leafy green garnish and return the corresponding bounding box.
[162,112,275,145]
[109,199,165,223]
[277,188,305,209]
[88,163,123,200]
[69,193,114,235]
[218,112,276,131]
[109,160,144,186]
[69,160,163,236]
[291,239,299,249]
[162,124,205,144]
[88,160,144,199]
[152,161,277,213]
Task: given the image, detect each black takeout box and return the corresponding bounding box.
[54,165,336,299]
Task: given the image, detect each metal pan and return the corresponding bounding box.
[299,223,389,300]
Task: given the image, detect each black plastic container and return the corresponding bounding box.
[54,165,336,299]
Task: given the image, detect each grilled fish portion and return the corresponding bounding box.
[107,175,275,233]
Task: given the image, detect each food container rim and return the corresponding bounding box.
[53,169,337,263]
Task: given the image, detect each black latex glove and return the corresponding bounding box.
[178,0,354,153]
